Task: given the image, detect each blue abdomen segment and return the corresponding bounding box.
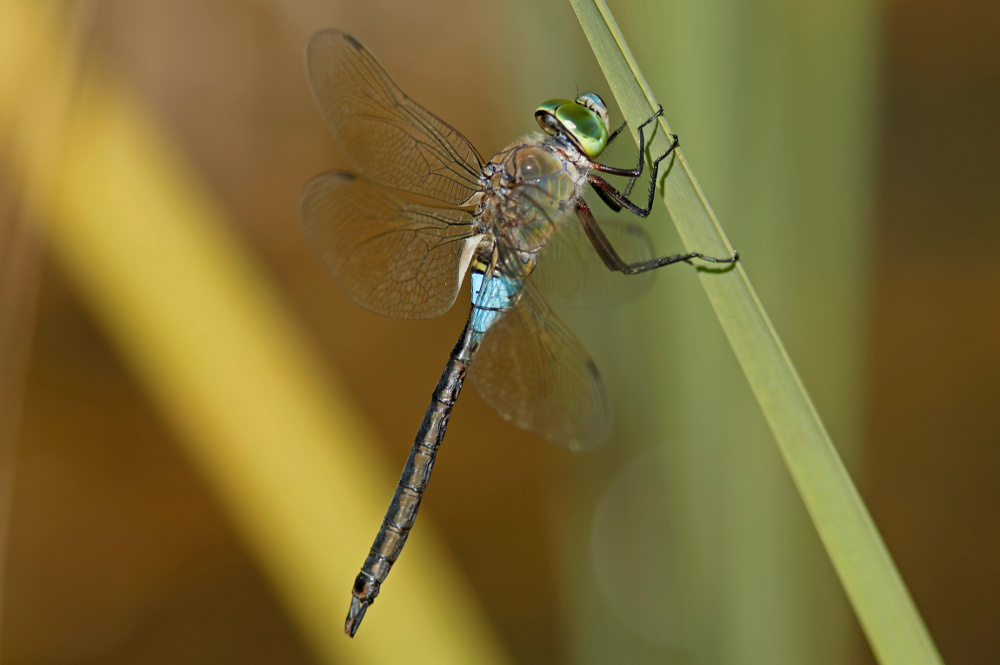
[469,271,523,336]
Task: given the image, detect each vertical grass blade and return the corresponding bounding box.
[568,2,945,664]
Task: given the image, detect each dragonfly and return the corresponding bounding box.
[299,29,738,637]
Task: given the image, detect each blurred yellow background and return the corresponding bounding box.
[1,0,997,664]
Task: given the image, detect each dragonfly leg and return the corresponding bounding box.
[606,119,628,145]
[595,120,633,213]
[590,178,624,213]
[588,132,679,219]
[623,132,678,199]
[576,200,739,275]
[591,106,665,178]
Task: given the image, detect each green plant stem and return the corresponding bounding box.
[568,1,944,664]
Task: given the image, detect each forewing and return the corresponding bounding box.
[306,30,484,205]
[469,282,611,449]
[300,172,476,319]
[531,216,656,306]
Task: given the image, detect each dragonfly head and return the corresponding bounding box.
[535,93,610,160]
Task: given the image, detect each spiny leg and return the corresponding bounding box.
[576,200,738,275]
[588,132,679,219]
[592,106,664,179]
[606,119,628,145]
[623,133,679,199]
[594,111,656,202]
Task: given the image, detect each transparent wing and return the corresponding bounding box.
[306,30,484,205]
[300,172,477,319]
[531,216,656,306]
[469,281,611,450]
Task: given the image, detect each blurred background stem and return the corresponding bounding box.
[557,0,892,664]
[0,4,508,664]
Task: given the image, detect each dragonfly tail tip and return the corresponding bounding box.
[345,597,370,638]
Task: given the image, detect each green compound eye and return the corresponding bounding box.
[576,93,609,127]
[534,95,611,159]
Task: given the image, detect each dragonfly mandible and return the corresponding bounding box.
[299,29,738,637]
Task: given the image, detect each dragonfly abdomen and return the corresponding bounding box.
[345,320,482,636]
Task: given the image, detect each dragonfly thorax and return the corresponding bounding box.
[477,138,588,256]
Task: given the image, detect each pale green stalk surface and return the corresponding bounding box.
[568,1,944,664]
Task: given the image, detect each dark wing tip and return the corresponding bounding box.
[299,169,355,201]
[305,29,358,57]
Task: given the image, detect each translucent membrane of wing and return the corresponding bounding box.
[469,282,610,449]
[531,216,655,307]
[300,172,476,319]
[305,30,484,205]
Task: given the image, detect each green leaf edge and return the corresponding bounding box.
[569,2,945,664]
